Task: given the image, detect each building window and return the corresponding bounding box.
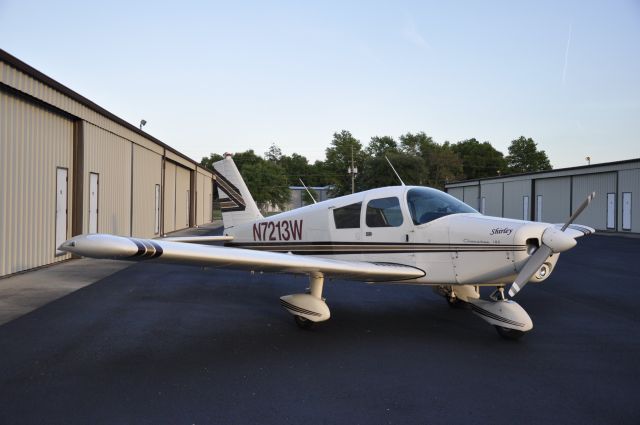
[333,202,362,229]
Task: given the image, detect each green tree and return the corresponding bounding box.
[399,132,435,156]
[324,130,365,196]
[365,136,399,157]
[505,136,552,173]
[279,153,313,186]
[398,132,464,188]
[451,138,507,180]
[361,152,427,189]
[200,152,224,171]
[264,143,283,162]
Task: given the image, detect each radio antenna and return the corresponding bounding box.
[385,156,405,186]
[299,178,317,204]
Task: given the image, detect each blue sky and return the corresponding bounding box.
[1,0,639,168]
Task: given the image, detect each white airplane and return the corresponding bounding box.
[60,154,595,339]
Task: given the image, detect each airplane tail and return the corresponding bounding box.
[213,154,263,228]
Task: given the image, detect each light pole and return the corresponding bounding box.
[347,146,358,194]
[585,156,591,166]
[140,119,147,130]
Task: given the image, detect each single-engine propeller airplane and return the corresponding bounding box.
[60,154,595,339]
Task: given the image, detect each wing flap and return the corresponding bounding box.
[59,234,425,282]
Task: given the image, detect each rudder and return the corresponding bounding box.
[213,154,263,228]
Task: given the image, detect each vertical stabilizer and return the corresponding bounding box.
[213,154,263,228]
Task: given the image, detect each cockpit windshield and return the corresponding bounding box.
[406,187,477,225]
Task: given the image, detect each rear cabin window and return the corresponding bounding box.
[366,197,403,227]
[333,202,362,229]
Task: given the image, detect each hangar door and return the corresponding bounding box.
[534,177,571,223]
[572,173,616,230]
[164,162,192,232]
[0,91,74,276]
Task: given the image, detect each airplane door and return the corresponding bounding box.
[55,168,68,255]
[361,195,413,266]
[89,172,99,233]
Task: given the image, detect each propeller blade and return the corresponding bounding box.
[562,192,595,231]
[508,244,552,298]
[509,192,595,298]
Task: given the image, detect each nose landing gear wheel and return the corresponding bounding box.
[294,315,314,330]
[495,326,526,340]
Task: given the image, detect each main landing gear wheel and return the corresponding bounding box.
[294,315,314,330]
[494,326,526,340]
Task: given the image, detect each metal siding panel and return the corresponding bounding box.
[0,92,73,277]
[196,172,205,225]
[480,182,503,217]
[503,179,532,220]
[617,169,640,232]
[571,173,616,230]
[206,178,213,222]
[463,185,479,210]
[163,162,176,233]
[534,177,571,223]
[82,123,132,236]
[448,187,464,201]
[132,145,162,238]
[175,166,191,229]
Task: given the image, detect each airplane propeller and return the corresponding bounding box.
[508,192,595,298]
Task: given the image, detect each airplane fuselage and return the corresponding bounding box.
[223,186,558,286]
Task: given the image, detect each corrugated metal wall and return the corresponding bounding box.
[0,91,74,275]
[534,177,571,223]
[572,173,616,231]
[463,185,480,210]
[619,169,640,232]
[83,123,132,235]
[195,171,213,225]
[196,172,205,225]
[480,182,502,216]
[1,53,219,277]
[175,166,191,230]
[163,162,177,233]
[132,145,162,238]
[503,179,532,220]
[448,187,464,201]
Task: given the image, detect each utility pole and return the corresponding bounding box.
[347,145,358,194]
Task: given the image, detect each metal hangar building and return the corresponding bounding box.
[445,159,640,234]
[0,49,215,278]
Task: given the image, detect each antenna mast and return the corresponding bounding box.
[299,178,317,204]
[385,156,405,186]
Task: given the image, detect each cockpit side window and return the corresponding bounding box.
[333,202,362,229]
[407,188,477,225]
[366,197,403,227]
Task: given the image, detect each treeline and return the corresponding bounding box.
[201,130,551,210]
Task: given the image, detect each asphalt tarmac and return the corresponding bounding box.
[1,233,639,425]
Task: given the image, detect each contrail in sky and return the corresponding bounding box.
[562,23,573,85]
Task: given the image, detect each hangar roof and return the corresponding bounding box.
[446,157,640,188]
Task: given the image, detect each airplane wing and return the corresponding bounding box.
[552,224,595,238]
[59,234,425,282]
